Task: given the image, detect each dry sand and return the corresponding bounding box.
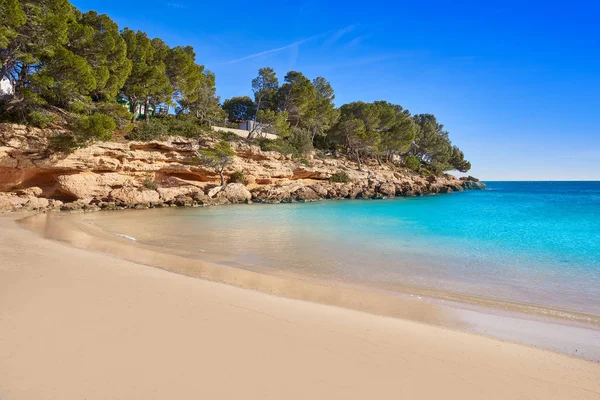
[1,214,599,399]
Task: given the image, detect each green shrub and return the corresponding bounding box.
[27,111,56,128]
[127,116,210,142]
[288,127,313,155]
[48,134,79,154]
[404,154,421,171]
[215,130,243,142]
[257,138,298,156]
[228,171,246,184]
[127,120,168,141]
[95,103,133,131]
[143,177,158,190]
[167,118,203,138]
[72,113,116,142]
[151,115,208,138]
[330,171,351,183]
[313,134,336,152]
[69,100,92,115]
[299,158,310,166]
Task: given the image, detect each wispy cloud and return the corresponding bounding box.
[344,34,373,49]
[167,2,187,9]
[217,33,325,65]
[323,25,357,47]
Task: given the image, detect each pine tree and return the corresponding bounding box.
[71,11,132,101]
[0,0,74,98]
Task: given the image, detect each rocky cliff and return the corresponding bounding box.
[0,123,485,212]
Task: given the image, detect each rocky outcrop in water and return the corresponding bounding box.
[0,123,485,212]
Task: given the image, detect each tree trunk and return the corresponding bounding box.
[144,98,150,121]
[14,63,29,94]
[130,99,137,123]
[219,169,225,186]
[355,149,362,171]
[376,155,383,167]
[248,96,262,139]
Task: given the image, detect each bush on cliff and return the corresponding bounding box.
[330,172,351,183]
[127,120,168,141]
[143,177,158,190]
[404,154,421,171]
[49,134,80,154]
[228,171,246,184]
[257,138,299,156]
[214,130,243,142]
[0,103,58,128]
[72,113,116,142]
[288,127,313,156]
[27,111,57,128]
[153,115,208,138]
[50,113,116,153]
[127,116,209,141]
[95,103,134,132]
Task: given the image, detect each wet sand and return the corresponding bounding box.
[1,213,600,399]
[19,211,600,360]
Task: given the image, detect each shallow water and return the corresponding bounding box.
[87,181,600,317]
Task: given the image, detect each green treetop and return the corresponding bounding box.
[71,11,132,102]
[222,96,255,121]
[0,0,74,99]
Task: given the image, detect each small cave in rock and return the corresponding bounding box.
[46,189,79,202]
[12,169,78,201]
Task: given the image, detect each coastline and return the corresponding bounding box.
[18,210,600,361]
[0,123,485,214]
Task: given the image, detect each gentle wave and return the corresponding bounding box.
[114,233,137,241]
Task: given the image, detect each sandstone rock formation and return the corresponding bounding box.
[0,123,485,212]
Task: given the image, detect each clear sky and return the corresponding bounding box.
[71,0,600,180]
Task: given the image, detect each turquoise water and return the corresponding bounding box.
[92,181,600,316]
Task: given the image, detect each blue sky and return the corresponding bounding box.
[72,0,600,180]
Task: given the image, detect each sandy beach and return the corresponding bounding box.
[1,213,599,399]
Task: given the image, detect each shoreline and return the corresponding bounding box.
[18,210,600,361]
[1,212,599,399]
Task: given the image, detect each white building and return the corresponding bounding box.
[0,78,14,96]
[238,120,274,136]
[238,120,256,131]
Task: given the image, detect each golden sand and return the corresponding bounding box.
[1,213,599,399]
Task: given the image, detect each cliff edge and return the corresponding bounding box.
[0,123,485,212]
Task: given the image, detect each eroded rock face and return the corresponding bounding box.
[0,187,62,212]
[0,123,485,212]
[378,182,396,198]
[57,172,132,202]
[216,183,252,204]
[157,186,200,202]
[109,187,161,206]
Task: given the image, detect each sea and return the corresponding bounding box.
[85,181,600,317]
